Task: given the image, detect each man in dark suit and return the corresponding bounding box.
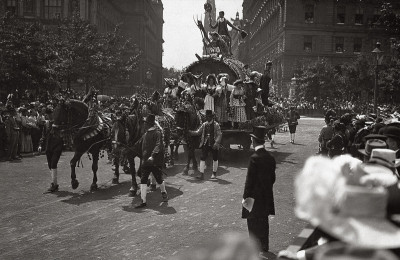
[259,61,272,106]
[135,114,168,208]
[242,126,276,253]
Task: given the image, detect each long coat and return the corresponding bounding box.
[242,147,276,218]
[136,126,164,167]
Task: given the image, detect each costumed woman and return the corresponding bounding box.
[230,80,247,129]
[214,74,232,128]
[203,74,217,112]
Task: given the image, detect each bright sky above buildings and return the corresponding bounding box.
[162,0,243,69]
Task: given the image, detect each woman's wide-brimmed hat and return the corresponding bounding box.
[164,78,175,86]
[249,126,267,141]
[233,79,244,86]
[295,155,400,249]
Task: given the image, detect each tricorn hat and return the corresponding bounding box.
[250,126,267,141]
[205,109,213,117]
[145,114,156,125]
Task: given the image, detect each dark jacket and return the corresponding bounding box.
[40,121,63,152]
[259,74,271,106]
[242,147,276,219]
[137,126,164,166]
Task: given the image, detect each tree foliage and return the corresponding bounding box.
[0,14,141,95]
[162,67,182,81]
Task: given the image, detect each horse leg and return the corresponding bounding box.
[191,147,198,171]
[128,154,138,197]
[174,140,179,160]
[169,143,175,166]
[90,151,99,191]
[70,152,82,190]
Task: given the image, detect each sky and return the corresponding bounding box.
[162,0,243,69]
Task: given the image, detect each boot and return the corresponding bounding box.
[46,183,59,193]
[196,160,205,180]
[135,184,147,208]
[183,165,189,175]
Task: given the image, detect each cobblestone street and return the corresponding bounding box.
[0,117,323,260]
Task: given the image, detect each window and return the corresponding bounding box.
[305,4,314,23]
[304,35,312,52]
[43,0,62,19]
[335,37,344,53]
[353,38,362,53]
[23,0,36,16]
[6,0,17,15]
[354,6,363,25]
[337,6,345,24]
[372,8,381,24]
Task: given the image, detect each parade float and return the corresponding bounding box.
[180,3,285,158]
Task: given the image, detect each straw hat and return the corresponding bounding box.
[295,156,400,249]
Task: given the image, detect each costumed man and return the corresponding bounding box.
[209,11,246,55]
[244,72,259,121]
[163,78,179,109]
[189,110,222,180]
[259,61,273,106]
[134,114,168,208]
[242,126,276,254]
[38,107,64,193]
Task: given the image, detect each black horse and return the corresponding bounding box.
[110,108,146,196]
[53,99,112,191]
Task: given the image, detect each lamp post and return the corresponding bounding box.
[372,42,383,115]
[290,76,297,100]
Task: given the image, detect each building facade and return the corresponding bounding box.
[240,0,395,97]
[0,0,164,96]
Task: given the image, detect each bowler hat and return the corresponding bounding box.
[380,126,400,141]
[145,114,156,125]
[205,110,213,117]
[363,134,387,142]
[250,126,267,141]
[358,139,388,157]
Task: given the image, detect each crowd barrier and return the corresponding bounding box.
[297,109,355,117]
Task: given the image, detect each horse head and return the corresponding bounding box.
[53,100,69,127]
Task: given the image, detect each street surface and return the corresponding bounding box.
[0,117,324,260]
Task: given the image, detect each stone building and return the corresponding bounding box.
[0,0,164,96]
[230,11,244,59]
[240,0,395,97]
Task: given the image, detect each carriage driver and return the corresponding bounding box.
[189,110,222,180]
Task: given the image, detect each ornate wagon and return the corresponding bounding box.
[183,56,284,160]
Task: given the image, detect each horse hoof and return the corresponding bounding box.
[183,167,189,175]
[71,179,79,190]
[170,161,174,166]
[129,189,137,197]
[90,184,98,191]
[112,178,119,184]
